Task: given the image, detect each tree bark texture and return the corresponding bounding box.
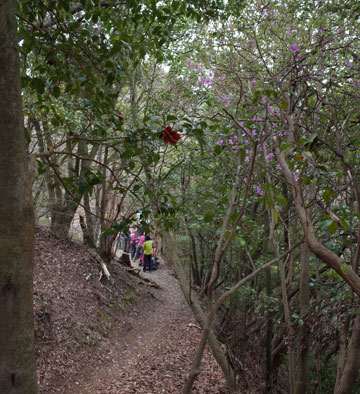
[295,243,310,394]
[334,316,360,394]
[0,2,38,392]
[275,145,360,297]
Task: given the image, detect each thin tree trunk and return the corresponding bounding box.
[336,315,350,383]
[269,208,295,394]
[263,210,273,392]
[99,146,110,258]
[334,316,360,394]
[295,243,310,394]
[0,3,38,391]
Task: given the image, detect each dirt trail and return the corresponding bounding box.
[62,256,228,394]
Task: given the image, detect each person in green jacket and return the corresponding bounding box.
[143,235,153,272]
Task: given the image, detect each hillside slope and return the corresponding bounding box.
[33,226,228,393]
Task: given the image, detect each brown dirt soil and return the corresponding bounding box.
[34,226,228,393]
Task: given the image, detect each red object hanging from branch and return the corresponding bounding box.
[162,126,181,145]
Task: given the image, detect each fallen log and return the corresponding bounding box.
[125,267,162,289]
[86,248,111,280]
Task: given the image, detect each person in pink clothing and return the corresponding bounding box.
[130,230,138,260]
[135,232,146,262]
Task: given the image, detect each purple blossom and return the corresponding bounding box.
[290,44,300,52]
[204,78,212,84]
[249,39,255,45]
[216,139,224,145]
[293,170,301,181]
[256,187,264,196]
[228,139,233,145]
[251,78,256,84]
[194,65,199,71]
[276,164,281,170]
[221,76,226,81]
[266,152,274,160]
[187,60,192,66]
[245,156,249,162]
[263,8,268,14]
[226,100,231,106]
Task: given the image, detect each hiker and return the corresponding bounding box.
[143,235,153,272]
[152,237,158,270]
[130,229,138,260]
[135,232,146,261]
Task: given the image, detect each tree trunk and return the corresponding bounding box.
[263,211,273,392]
[295,243,310,394]
[0,3,38,392]
[333,316,360,394]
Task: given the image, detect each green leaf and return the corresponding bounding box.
[319,219,332,231]
[237,237,246,247]
[340,218,350,230]
[32,77,45,94]
[323,188,335,203]
[328,221,338,234]
[340,265,349,275]
[166,114,177,121]
[275,192,288,207]
[280,143,292,152]
[214,145,222,155]
[264,190,274,208]
[204,213,213,223]
[273,208,278,226]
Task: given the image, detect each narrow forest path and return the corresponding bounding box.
[62,255,228,394]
